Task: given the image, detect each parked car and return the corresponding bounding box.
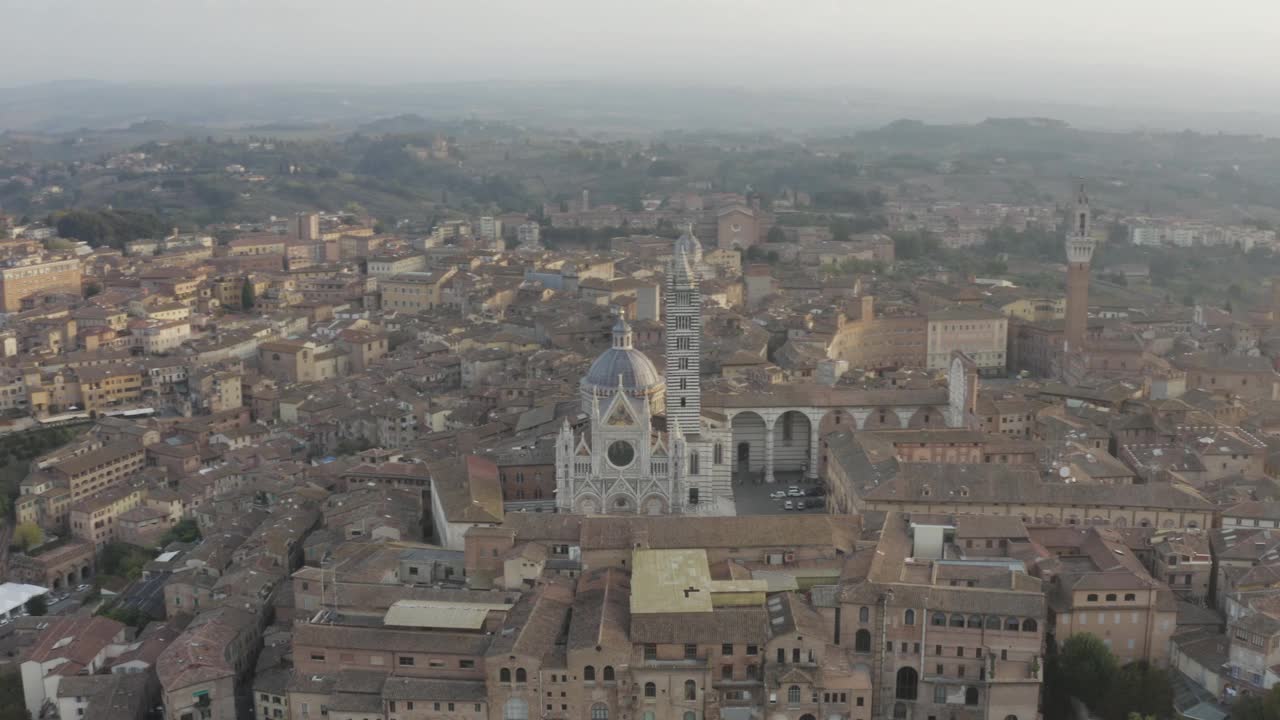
[784,501,794,511]
[769,491,787,499]
[796,501,806,510]
[786,488,804,497]
[76,584,90,592]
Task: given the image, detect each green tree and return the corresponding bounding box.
[892,230,941,261]
[981,259,1008,275]
[1045,633,1118,720]
[830,218,852,242]
[240,279,255,310]
[99,542,159,580]
[647,159,686,177]
[160,518,201,546]
[96,603,152,629]
[766,226,787,244]
[13,522,43,551]
[0,669,29,719]
[1102,662,1173,720]
[24,595,47,617]
[1234,684,1280,720]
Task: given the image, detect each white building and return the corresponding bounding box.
[0,582,47,621]
[555,230,734,516]
[478,216,503,245]
[516,222,541,249]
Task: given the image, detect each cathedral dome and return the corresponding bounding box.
[582,346,663,393]
[581,313,663,393]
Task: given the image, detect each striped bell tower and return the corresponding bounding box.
[665,228,702,436]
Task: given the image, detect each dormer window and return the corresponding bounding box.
[921,485,931,498]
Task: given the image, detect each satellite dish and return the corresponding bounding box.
[1058,466,1071,478]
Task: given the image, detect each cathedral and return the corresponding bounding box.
[555,230,735,516]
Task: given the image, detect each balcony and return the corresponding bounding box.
[713,677,763,694]
[985,652,1042,683]
[639,656,710,669]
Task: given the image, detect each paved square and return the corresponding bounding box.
[732,470,827,515]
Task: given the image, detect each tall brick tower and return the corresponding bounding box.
[1064,184,1095,354]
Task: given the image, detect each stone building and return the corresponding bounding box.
[555,231,734,516]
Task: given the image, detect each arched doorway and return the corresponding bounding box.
[771,411,812,478]
[908,406,946,428]
[607,495,635,514]
[503,699,528,720]
[864,407,902,430]
[730,411,767,482]
[641,495,667,515]
[895,667,918,700]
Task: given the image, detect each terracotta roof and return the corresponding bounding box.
[27,615,126,666]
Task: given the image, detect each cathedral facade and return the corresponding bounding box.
[555,231,735,516]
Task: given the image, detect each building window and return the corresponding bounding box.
[685,644,697,660]
[855,629,871,653]
[1022,619,1038,632]
[859,606,870,623]
[932,612,946,626]
[965,687,979,706]
[644,682,657,698]
[904,609,915,626]
[603,666,615,682]
[895,668,918,700]
[934,685,947,704]
[788,686,801,704]
[584,666,595,682]
[685,680,697,701]
[500,668,511,683]
[591,704,608,720]
[516,668,527,683]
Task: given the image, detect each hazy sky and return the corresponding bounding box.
[4,0,1280,110]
